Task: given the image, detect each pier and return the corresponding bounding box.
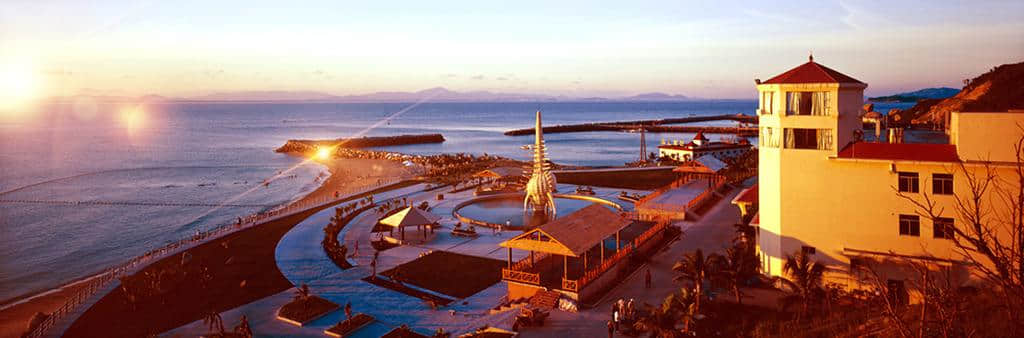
[502,113,757,136]
[275,133,445,153]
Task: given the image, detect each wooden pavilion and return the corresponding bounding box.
[499,204,668,303]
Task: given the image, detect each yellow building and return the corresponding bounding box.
[754,56,1024,292]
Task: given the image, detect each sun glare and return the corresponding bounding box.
[0,59,41,115]
[315,147,332,160]
[119,106,146,133]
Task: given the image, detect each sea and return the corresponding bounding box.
[0,100,913,305]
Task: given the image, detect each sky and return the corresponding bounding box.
[1,0,1022,101]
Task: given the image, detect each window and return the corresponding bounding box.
[784,128,833,150]
[761,127,780,148]
[760,91,774,115]
[934,217,955,239]
[801,246,816,255]
[933,173,954,195]
[786,92,831,116]
[899,214,920,236]
[898,172,919,193]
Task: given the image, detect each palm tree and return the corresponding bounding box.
[780,250,826,320]
[202,310,225,335]
[294,283,311,301]
[634,289,695,337]
[714,244,758,305]
[672,249,718,330]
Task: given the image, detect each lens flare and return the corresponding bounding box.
[0,59,41,115]
[119,106,146,133]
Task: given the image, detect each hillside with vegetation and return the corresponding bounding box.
[906,61,1024,126]
[869,87,959,102]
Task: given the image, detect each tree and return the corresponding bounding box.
[672,249,718,330]
[294,283,311,301]
[714,244,759,304]
[202,310,225,335]
[779,249,826,320]
[894,130,1024,332]
[634,289,695,338]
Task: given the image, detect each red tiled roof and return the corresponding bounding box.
[658,142,752,151]
[732,184,758,205]
[694,131,708,141]
[763,60,864,85]
[750,212,759,226]
[836,142,960,163]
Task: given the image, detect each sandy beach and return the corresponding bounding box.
[0,157,413,338]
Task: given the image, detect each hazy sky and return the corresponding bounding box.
[2,0,1022,99]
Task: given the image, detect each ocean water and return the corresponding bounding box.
[0,100,912,303]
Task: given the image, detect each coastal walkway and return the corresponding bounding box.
[25,176,414,338]
[165,183,646,336]
[0,199,276,208]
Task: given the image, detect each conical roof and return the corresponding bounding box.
[380,206,440,228]
[762,56,864,85]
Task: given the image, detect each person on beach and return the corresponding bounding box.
[344,302,352,322]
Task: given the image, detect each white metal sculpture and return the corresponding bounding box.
[524,110,557,216]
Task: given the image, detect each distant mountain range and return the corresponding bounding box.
[50,87,697,103]
[869,87,960,102]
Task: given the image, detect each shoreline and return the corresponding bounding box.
[0,162,331,311]
[0,156,394,338]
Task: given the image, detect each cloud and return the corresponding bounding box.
[496,76,508,81]
[470,74,485,80]
[440,73,458,78]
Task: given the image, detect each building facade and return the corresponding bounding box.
[658,132,753,162]
[755,57,1023,292]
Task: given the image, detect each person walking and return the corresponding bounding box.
[645,268,652,289]
[344,301,352,322]
[607,320,615,338]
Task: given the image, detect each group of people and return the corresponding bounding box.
[609,298,638,336]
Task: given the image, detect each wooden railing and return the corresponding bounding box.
[562,278,579,292]
[685,176,726,210]
[634,220,669,247]
[502,268,540,285]
[564,219,671,293]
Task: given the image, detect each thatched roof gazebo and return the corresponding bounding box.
[380,206,440,241]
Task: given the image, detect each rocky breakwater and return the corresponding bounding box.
[275,134,445,154]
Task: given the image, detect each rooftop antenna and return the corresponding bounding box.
[809,51,814,62]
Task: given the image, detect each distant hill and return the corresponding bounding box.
[194,91,342,101]
[621,92,690,101]
[47,88,699,103]
[906,61,1024,126]
[869,87,959,102]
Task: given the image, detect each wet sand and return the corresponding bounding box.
[0,158,413,338]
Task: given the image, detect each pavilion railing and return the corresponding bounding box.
[685,175,727,210]
[502,268,541,285]
[563,219,671,293]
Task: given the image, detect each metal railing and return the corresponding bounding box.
[22,177,407,338]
